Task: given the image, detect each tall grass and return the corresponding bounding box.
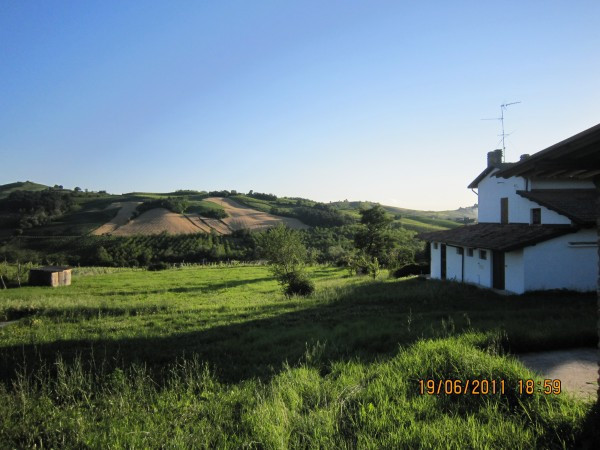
[0,334,595,448]
[0,266,597,447]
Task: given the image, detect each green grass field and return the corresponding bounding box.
[0,266,597,447]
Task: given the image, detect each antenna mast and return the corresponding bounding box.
[482,101,521,162]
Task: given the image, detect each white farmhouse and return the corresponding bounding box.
[420,123,599,294]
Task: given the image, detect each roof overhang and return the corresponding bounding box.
[418,223,578,252]
[495,123,600,180]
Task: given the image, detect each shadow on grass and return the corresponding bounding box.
[98,276,276,297]
[575,402,600,448]
[0,279,596,386]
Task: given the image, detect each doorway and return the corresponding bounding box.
[441,244,446,280]
[492,251,505,290]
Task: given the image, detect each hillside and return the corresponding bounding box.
[0,182,475,239]
[0,181,50,198]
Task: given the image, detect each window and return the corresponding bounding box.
[433,243,438,249]
[500,198,508,224]
[456,247,464,255]
[467,248,474,257]
[531,208,541,225]
[479,250,487,260]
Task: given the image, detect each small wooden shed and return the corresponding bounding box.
[29,266,72,287]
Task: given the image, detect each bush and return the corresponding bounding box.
[392,263,429,278]
[147,262,170,271]
[283,271,315,297]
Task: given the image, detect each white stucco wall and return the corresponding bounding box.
[446,245,463,281]
[477,172,572,225]
[477,172,526,223]
[504,250,525,294]
[461,247,492,287]
[511,195,571,225]
[430,242,441,279]
[523,228,598,292]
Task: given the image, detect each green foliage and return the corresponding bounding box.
[185,201,227,219]
[0,181,50,199]
[283,270,315,296]
[259,224,312,296]
[147,261,170,271]
[0,189,75,230]
[135,197,189,215]
[392,262,429,278]
[0,261,34,287]
[353,205,418,268]
[246,190,278,201]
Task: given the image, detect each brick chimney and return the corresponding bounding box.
[487,149,503,167]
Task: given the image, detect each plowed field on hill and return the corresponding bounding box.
[205,197,308,231]
[91,198,307,235]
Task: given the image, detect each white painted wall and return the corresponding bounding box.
[463,247,479,285]
[511,195,571,225]
[531,179,594,189]
[430,242,441,279]
[477,172,526,223]
[504,250,525,294]
[477,172,572,225]
[523,228,598,292]
[461,247,492,287]
[446,245,463,281]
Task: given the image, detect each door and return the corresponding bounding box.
[440,244,446,280]
[492,251,505,290]
[500,198,508,224]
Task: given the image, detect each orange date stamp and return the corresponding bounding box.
[418,379,562,395]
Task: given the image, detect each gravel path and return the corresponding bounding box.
[517,348,598,400]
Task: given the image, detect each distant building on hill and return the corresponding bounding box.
[419,123,599,294]
[29,266,72,287]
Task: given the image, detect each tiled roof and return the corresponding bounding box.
[516,189,596,226]
[495,123,600,179]
[417,223,577,252]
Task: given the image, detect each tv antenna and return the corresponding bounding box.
[482,101,521,162]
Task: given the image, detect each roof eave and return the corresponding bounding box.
[495,123,600,179]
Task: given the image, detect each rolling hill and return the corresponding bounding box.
[0,182,475,239]
[0,181,50,198]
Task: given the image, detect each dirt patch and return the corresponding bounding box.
[91,197,309,236]
[0,321,18,329]
[199,217,231,235]
[111,208,204,236]
[92,202,142,235]
[184,215,214,233]
[205,197,309,231]
[517,348,598,400]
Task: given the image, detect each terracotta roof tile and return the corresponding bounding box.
[418,223,577,252]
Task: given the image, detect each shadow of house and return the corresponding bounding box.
[0,279,595,386]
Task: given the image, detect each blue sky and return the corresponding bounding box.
[1,1,599,209]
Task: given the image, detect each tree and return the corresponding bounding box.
[353,205,417,275]
[354,205,392,261]
[259,224,314,296]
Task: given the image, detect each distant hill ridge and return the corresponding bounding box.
[0,181,477,237]
[0,181,50,198]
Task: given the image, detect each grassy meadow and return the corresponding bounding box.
[0,265,598,448]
